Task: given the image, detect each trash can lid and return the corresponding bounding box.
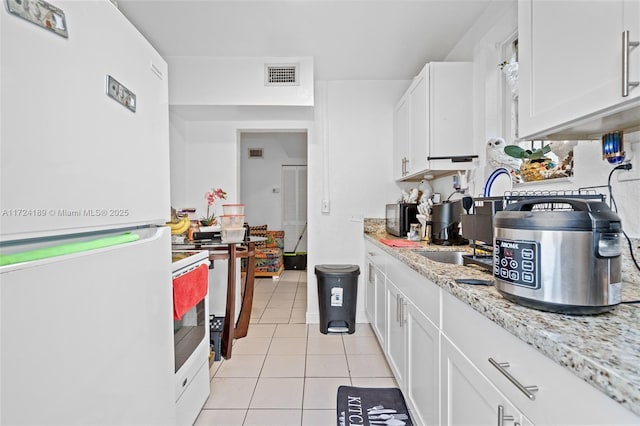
[314,264,360,276]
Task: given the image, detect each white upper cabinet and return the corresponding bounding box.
[393,62,476,181]
[393,94,411,179]
[518,0,640,139]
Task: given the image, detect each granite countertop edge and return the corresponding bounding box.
[364,231,640,417]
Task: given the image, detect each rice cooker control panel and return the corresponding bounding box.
[494,239,540,289]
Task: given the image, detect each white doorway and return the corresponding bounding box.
[239,131,308,234]
[282,165,307,252]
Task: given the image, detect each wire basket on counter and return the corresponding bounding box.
[502,189,606,211]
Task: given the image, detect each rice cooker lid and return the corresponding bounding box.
[494,198,622,232]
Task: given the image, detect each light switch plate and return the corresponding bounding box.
[6,0,68,38]
[106,75,136,113]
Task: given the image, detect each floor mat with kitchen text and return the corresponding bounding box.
[337,386,413,426]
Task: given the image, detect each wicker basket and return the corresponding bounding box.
[520,158,554,182]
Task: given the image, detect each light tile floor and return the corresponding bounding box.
[195,270,396,426]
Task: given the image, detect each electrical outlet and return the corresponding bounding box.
[321,200,330,213]
[618,164,639,182]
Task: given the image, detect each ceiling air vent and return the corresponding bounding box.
[265,63,299,86]
[248,148,264,159]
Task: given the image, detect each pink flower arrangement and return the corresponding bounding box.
[201,187,227,226]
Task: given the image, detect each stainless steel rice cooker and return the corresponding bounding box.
[493,198,622,314]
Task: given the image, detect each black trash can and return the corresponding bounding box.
[315,264,360,334]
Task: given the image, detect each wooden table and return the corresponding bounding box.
[172,236,265,359]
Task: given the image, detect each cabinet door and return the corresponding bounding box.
[406,303,440,426]
[394,94,411,179]
[365,257,376,324]
[386,279,406,388]
[518,0,640,139]
[409,69,428,174]
[441,336,524,426]
[374,270,387,348]
[429,62,474,159]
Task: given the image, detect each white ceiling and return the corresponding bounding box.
[117,0,494,80]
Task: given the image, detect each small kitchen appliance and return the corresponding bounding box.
[386,203,419,237]
[460,196,504,270]
[493,197,622,314]
[430,200,468,245]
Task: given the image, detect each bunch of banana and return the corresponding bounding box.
[166,215,191,235]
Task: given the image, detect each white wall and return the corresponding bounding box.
[168,113,188,208]
[307,80,409,323]
[170,119,311,222]
[167,56,314,106]
[239,132,307,230]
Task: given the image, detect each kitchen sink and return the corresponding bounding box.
[416,251,467,265]
[416,250,494,272]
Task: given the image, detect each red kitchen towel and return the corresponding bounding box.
[173,264,208,320]
[379,238,421,248]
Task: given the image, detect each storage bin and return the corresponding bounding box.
[284,252,307,270]
[219,214,245,228]
[221,227,245,242]
[222,204,245,215]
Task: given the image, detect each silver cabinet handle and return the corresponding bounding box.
[623,30,640,97]
[401,157,410,176]
[497,405,514,426]
[396,293,401,323]
[489,358,539,400]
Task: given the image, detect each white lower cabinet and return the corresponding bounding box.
[365,241,387,347]
[385,277,440,426]
[441,335,531,426]
[385,279,406,388]
[363,239,639,426]
[364,258,376,323]
[405,302,440,426]
[442,291,639,426]
[365,254,376,323]
[374,269,387,348]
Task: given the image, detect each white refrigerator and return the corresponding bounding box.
[1,1,176,424]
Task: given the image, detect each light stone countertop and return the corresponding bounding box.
[364,219,640,417]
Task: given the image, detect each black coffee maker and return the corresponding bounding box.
[430,200,468,245]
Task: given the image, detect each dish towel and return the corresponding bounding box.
[173,264,208,320]
[379,239,421,248]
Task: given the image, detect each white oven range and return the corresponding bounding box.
[171,250,210,425]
